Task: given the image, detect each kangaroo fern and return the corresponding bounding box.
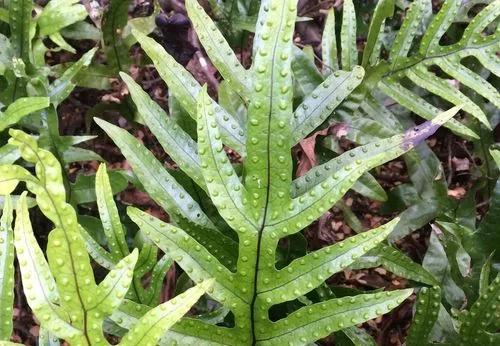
[406,286,442,346]
[378,0,499,136]
[84,163,173,307]
[322,0,500,141]
[96,0,464,343]
[0,195,14,341]
[407,274,500,345]
[0,130,212,344]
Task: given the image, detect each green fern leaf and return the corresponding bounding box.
[8,0,32,63]
[37,0,87,37]
[196,86,254,231]
[0,164,37,195]
[322,0,499,141]
[186,0,251,96]
[362,0,394,67]
[406,286,441,346]
[292,107,455,196]
[94,163,172,306]
[0,196,14,340]
[379,0,499,135]
[95,118,238,270]
[91,250,138,316]
[292,46,324,98]
[142,254,173,306]
[460,274,500,344]
[2,131,209,344]
[110,297,236,345]
[128,208,236,303]
[119,279,214,346]
[79,225,116,270]
[95,118,216,231]
[350,245,438,286]
[340,0,357,70]
[14,193,81,340]
[321,9,338,73]
[99,1,464,344]
[132,30,246,154]
[134,244,157,280]
[102,0,132,72]
[291,66,365,144]
[0,97,49,131]
[120,73,205,189]
[96,164,129,261]
[48,48,97,106]
[259,288,412,345]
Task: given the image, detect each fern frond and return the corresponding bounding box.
[351,246,438,286]
[292,67,365,144]
[321,9,338,73]
[340,0,357,70]
[100,1,463,344]
[48,48,97,106]
[119,279,214,346]
[132,30,246,154]
[96,118,238,269]
[110,298,239,345]
[186,0,251,96]
[0,97,49,132]
[120,73,205,189]
[1,131,211,344]
[0,196,14,340]
[406,286,441,346]
[14,193,81,341]
[95,164,129,261]
[362,0,394,67]
[320,0,500,141]
[8,0,32,63]
[379,0,499,136]
[460,274,500,344]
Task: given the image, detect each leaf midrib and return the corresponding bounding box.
[255,291,409,342]
[258,230,385,294]
[199,93,257,229]
[266,141,405,227]
[18,201,78,332]
[384,39,498,78]
[249,1,288,344]
[24,141,92,345]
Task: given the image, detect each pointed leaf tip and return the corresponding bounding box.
[119,277,213,346]
[131,28,145,40]
[402,106,462,149]
[130,247,139,261]
[91,248,139,315]
[85,47,98,58]
[119,72,136,86]
[94,117,105,127]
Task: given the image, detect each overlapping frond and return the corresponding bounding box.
[0,130,212,344]
[95,1,465,344]
[378,0,499,137]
